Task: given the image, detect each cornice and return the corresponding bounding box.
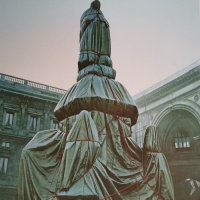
[0,132,32,143]
[133,64,200,108]
[138,87,200,116]
[3,103,20,111]
[0,81,60,103]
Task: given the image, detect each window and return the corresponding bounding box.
[52,121,59,129]
[29,116,37,131]
[2,142,10,148]
[5,112,14,126]
[174,132,190,152]
[136,121,144,148]
[27,112,41,133]
[0,157,8,174]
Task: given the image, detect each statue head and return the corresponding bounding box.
[91,0,101,10]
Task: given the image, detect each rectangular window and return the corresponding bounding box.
[175,132,191,152]
[29,116,37,131]
[183,137,187,147]
[5,112,14,126]
[178,138,182,148]
[2,142,10,148]
[52,121,59,129]
[0,157,8,174]
[186,137,190,147]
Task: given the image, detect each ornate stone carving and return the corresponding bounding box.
[27,108,42,116]
[44,101,51,114]
[3,103,19,111]
[194,94,199,102]
[150,114,154,121]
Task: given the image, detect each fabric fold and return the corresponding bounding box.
[56,111,100,193]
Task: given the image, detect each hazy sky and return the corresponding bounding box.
[0,0,200,95]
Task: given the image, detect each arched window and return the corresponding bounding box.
[174,132,190,152]
[136,120,144,148]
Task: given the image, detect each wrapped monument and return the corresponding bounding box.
[18,1,175,199]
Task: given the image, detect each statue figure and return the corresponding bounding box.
[18,1,175,199]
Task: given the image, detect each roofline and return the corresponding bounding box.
[133,59,200,100]
[0,73,67,95]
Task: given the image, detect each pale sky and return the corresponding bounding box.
[0,0,200,95]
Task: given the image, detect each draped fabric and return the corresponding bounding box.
[54,5,139,125]
[18,1,174,199]
[142,126,175,200]
[54,71,138,126]
[18,130,66,200]
[18,113,174,200]
[78,6,111,71]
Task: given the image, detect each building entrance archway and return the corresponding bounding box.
[156,109,200,200]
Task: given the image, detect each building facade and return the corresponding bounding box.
[132,60,200,200]
[0,73,66,200]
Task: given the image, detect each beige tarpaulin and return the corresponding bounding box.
[18,1,175,199]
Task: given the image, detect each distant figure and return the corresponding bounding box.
[185,179,200,200]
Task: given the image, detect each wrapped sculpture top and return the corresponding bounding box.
[54,3,138,126]
[18,1,175,200]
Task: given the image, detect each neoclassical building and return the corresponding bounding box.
[132,60,200,200]
[0,73,66,199]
